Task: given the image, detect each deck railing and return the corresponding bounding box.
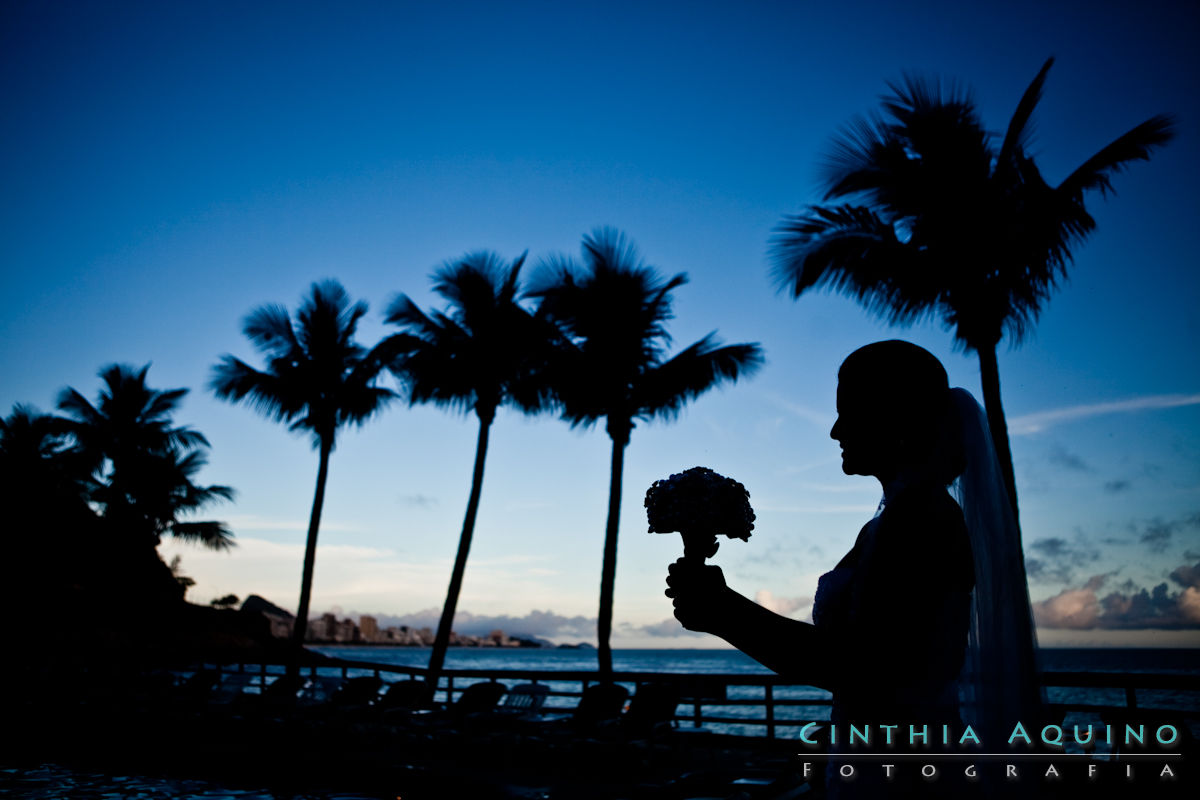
[201,658,1200,741]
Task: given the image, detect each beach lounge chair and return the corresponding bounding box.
[448,679,507,718]
[255,672,304,712]
[523,682,629,737]
[330,675,383,707]
[379,679,435,711]
[168,668,220,713]
[406,680,507,736]
[207,672,259,710]
[497,682,549,716]
[574,682,630,727]
[620,682,681,736]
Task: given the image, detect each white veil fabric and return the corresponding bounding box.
[948,388,1045,748]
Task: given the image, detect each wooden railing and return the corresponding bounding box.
[201,658,1200,741]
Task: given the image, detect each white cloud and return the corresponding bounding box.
[1032,587,1100,629]
[754,589,812,617]
[1010,394,1200,435]
[1181,588,1200,624]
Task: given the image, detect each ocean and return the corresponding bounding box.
[308,646,1200,739]
[3,648,1194,799]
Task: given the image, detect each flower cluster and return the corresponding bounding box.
[644,466,755,541]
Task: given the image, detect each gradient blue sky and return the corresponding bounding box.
[3,0,1198,647]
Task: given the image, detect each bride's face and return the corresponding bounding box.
[830,378,902,479]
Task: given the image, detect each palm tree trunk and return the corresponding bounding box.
[427,414,492,689]
[289,435,332,679]
[977,344,1021,532]
[597,431,627,680]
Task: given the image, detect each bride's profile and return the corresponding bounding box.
[666,339,1042,797]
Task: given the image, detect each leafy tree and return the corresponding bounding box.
[385,251,556,684]
[211,281,396,664]
[57,364,233,551]
[0,405,93,595]
[531,228,763,677]
[772,58,1174,524]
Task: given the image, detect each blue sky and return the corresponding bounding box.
[2,0,1198,647]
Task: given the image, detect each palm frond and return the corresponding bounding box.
[771,204,937,325]
[633,336,765,421]
[1057,114,1176,199]
[209,356,299,424]
[821,113,905,200]
[170,520,236,551]
[166,427,209,451]
[385,294,442,336]
[998,57,1053,166]
[337,384,398,427]
[55,387,102,427]
[243,304,298,357]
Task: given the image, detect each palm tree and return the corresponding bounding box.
[210,281,397,666]
[384,251,556,685]
[772,57,1174,524]
[0,404,86,511]
[57,364,234,551]
[531,228,764,677]
[1,405,93,587]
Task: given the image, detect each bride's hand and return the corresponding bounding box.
[665,558,729,634]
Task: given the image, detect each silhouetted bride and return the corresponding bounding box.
[666,340,1042,798]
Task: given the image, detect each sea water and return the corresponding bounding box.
[4,649,1195,798]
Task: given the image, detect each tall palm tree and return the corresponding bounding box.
[211,281,397,664]
[772,57,1174,525]
[57,364,234,551]
[531,228,764,677]
[384,251,555,685]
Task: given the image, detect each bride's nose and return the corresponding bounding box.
[830,416,841,440]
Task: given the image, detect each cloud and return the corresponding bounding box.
[362,608,596,640]
[634,618,706,638]
[1138,513,1200,554]
[1169,562,1200,589]
[399,494,438,507]
[754,589,812,616]
[1024,536,1100,584]
[1033,568,1200,630]
[1009,393,1200,435]
[1032,587,1101,629]
[1181,589,1200,624]
[1103,480,1131,494]
[1047,445,1090,472]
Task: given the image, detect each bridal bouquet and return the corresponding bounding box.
[644,467,754,562]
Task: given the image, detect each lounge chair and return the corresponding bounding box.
[574,682,630,727]
[619,681,681,737]
[406,680,507,735]
[207,672,259,710]
[379,679,435,711]
[497,682,549,716]
[523,681,629,737]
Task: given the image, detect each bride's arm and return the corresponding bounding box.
[711,588,837,688]
[666,560,836,689]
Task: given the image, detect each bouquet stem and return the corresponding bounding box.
[681,530,719,565]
